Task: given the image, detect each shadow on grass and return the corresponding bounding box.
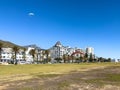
[30,72,62,78]
[35,74,61,78]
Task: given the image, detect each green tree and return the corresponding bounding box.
[84,53,88,62]
[68,55,71,63]
[76,57,79,63]
[29,49,36,63]
[36,49,40,64]
[71,55,75,63]
[80,56,83,63]
[23,48,26,61]
[0,43,3,61]
[98,57,104,62]
[12,46,19,65]
[63,54,68,63]
[41,50,45,63]
[36,49,42,64]
[55,57,62,63]
[89,53,93,62]
[107,58,111,62]
[44,49,50,63]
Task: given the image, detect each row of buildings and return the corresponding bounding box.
[0,41,94,63]
[50,41,94,59]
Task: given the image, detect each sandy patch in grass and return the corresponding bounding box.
[0,74,33,83]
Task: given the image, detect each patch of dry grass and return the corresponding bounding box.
[0,63,120,90]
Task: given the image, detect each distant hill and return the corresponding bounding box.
[0,40,23,48]
[24,44,41,49]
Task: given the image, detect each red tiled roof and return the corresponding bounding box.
[71,51,84,56]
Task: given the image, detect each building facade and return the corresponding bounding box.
[50,41,67,59]
[0,45,44,64]
[86,47,94,55]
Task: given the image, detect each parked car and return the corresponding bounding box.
[26,61,32,64]
[18,61,26,64]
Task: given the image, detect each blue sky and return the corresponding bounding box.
[0,0,120,59]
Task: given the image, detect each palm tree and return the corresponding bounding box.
[0,43,3,62]
[23,48,26,61]
[71,55,75,63]
[68,55,71,63]
[44,49,50,63]
[36,49,39,64]
[29,49,36,63]
[12,46,19,65]
[41,50,45,63]
[35,49,41,64]
[63,54,67,63]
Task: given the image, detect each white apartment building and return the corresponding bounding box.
[1,48,12,62]
[1,48,25,63]
[86,47,94,55]
[66,47,76,55]
[0,45,49,64]
[0,47,37,63]
[50,41,66,59]
[25,47,35,61]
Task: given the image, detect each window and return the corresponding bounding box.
[2,56,6,58]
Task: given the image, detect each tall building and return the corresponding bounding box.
[86,47,94,54]
[50,41,67,59]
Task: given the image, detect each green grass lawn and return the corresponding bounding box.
[0,62,119,76]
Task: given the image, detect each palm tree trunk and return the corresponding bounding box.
[15,52,17,65]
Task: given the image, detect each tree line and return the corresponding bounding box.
[54,53,111,63]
